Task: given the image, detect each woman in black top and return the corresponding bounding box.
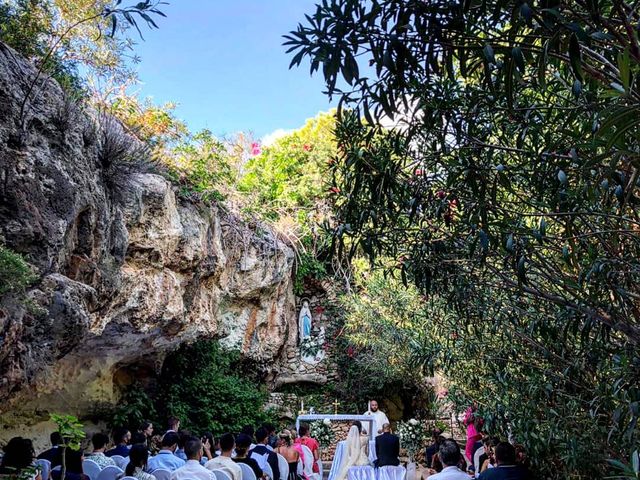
[233,434,263,479]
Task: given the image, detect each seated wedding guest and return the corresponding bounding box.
[131,433,148,446]
[37,432,63,468]
[295,424,319,474]
[375,423,400,468]
[240,426,256,450]
[205,434,241,480]
[275,430,299,480]
[0,437,41,480]
[428,436,447,471]
[200,433,215,465]
[52,449,88,480]
[105,428,131,457]
[166,418,181,436]
[425,429,444,469]
[263,424,278,450]
[249,428,280,480]
[233,434,263,479]
[431,437,466,474]
[479,438,500,474]
[174,432,192,461]
[514,445,530,470]
[86,433,116,468]
[425,439,468,480]
[119,445,154,480]
[478,443,531,480]
[146,432,185,472]
[171,438,214,480]
[139,422,154,446]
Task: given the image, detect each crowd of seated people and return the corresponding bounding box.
[424,432,532,480]
[0,418,316,480]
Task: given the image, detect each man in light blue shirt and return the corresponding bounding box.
[427,439,470,480]
[147,432,186,472]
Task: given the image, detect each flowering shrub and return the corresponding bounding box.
[396,419,427,459]
[310,419,334,447]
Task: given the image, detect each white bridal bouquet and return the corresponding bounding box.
[310,419,335,447]
[396,418,426,460]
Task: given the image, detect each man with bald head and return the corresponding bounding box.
[375,423,400,468]
[364,400,390,435]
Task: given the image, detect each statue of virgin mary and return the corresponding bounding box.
[298,300,312,343]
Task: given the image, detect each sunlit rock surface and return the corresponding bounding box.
[0,42,297,433]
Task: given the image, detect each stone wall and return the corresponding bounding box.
[0,41,297,436]
[271,278,338,389]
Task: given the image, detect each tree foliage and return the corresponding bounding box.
[239,112,337,241]
[0,0,166,101]
[155,340,274,436]
[287,0,640,477]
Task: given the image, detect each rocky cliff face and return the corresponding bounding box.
[0,42,297,431]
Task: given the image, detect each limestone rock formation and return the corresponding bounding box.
[0,42,297,429]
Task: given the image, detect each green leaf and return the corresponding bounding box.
[512,46,525,73]
[569,33,583,82]
[483,44,495,64]
[539,217,546,237]
[617,48,631,92]
[558,169,567,184]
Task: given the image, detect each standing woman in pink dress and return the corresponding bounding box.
[463,404,483,462]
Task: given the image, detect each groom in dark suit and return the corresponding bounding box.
[375,423,400,467]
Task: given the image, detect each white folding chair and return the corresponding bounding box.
[238,463,257,480]
[377,466,406,480]
[276,454,289,480]
[316,459,323,480]
[36,459,51,480]
[211,470,233,480]
[110,455,128,470]
[151,468,171,480]
[83,459,102,480]
[347,466,376,480]
[299,446,314,479]
[96,465,123,480]
[263,462,274,480]
[473,446,485,477]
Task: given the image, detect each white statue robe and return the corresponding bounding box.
[363,409,390,435]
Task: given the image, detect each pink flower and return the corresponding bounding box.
[250,142,261,156]
[303,144,312,152]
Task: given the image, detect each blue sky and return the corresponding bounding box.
[129,1,333,140]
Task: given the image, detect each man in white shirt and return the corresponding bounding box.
[426,439,470,480]
[171,438,215,480]
[205,433,242,480]
[363,400,389,435]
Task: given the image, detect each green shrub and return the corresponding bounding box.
[156,340,274,435]
[294,252,326,295]
[109,384,158,430]
[0,245,37,295]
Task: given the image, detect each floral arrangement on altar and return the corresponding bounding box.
[396,418,427,460]
[310,419,334,447]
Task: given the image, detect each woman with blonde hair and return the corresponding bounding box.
[275,430,301,480]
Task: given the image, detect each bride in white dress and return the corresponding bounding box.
[335,425,370,480]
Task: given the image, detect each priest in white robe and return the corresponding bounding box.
[363,399,389,435]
